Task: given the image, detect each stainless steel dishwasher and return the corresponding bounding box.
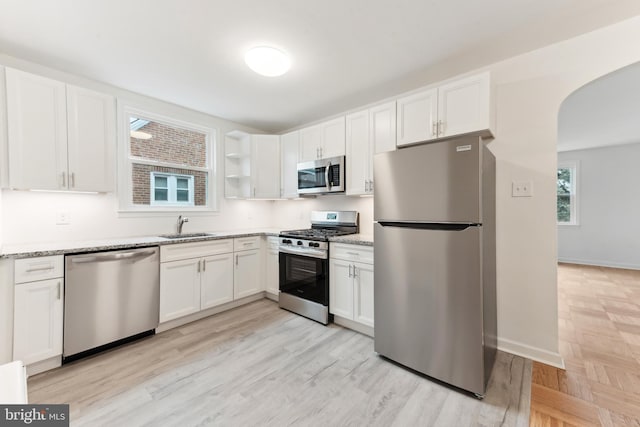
[63,247,160,361]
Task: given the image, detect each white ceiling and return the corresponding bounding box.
[1,0,639,133]
[558,61,640,152]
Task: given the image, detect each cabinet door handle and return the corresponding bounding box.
[353,266,358,278]
[369,180,373,192]
[56,281,61,300]
[316,147,319,158]
[320,147,323,158]
[25,265,55,273]
[71,172,75,188]
[197,260,201,273]
[432,121,437,137]
[202,260,206,272]
[365,180,369,192]
[236,255,239,266]
[346,251,360,256]
[348,264,352,278]
[61,171,66,187]
[438,120,444,136]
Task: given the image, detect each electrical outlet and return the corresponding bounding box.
[56,211,70,225]
[512,181,533,197]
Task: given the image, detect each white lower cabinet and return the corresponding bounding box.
[265,237,279,298]
[201,254,234,309]
[159,237,263,324]
[329,244,374,330]
[13,256,64,366]
[160,239,236,323]
[233,236,262,299]
[159,258,202,322]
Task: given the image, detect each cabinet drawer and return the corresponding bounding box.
[161,239,233,262]
[234,236,261,252]
[330,244,374,264]
[14,256,64,283]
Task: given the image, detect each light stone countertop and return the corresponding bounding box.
[328,234,374,247]
[0,228,283,259]
[0,228,374,258]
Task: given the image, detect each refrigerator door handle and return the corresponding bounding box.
[377,221,479,231]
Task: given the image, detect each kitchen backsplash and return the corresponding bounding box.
[0,189,373,246]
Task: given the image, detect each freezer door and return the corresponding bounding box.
[373,222,485,394]
[374,136,481,223]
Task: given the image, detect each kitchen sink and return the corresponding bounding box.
[158,232,216,239]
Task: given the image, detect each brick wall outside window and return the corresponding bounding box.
[130,120,208,206]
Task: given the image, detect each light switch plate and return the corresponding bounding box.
[512,181,533,197]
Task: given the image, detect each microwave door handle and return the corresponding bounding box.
[325,162,331,189]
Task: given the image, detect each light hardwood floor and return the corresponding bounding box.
[29,299,531,426]
[530,263,640,426]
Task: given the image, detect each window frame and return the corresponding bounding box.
[557,160,579,226]
[117,102,218,214]
[150,172,195,206]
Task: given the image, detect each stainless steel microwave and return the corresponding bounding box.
[297,156,345,195]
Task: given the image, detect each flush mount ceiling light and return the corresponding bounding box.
[244,46,291,77]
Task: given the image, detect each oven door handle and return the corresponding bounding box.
[279,246,327,260]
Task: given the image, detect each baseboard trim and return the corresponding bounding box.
[157,292,266,333]
[26,356,62,377]
[558,257,640,271]
[333,316,374,337]
[498,337,565,369]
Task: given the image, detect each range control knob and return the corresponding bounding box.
[282,239,292,244]
[297,241,303,246]
[308,242,320,248]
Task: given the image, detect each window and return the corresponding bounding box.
[151,172,194,205]
[119,104,216,212]
[557,161,578,225]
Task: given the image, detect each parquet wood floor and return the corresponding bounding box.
[530,263,640,427]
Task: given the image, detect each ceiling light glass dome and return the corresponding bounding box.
[244,46,291,77]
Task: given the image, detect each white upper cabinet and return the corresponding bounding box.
[397,72,492,147]
[225,131,280,199]
[396,88,438,147]
[280,130,299,199]
[251,134,280,198]
[5,68,116,191]
[6,69,68,191]
[298,116,345,162]
[66,86,116,192]
[346,110,370,196]
[370,101,397,155]
[437,73,491,138]
[346,101,396,196]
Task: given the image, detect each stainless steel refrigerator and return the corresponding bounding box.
[373,135,496,397]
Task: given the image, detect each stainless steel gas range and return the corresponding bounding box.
[279,211,359,324]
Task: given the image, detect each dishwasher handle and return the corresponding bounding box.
[70,249,157,264]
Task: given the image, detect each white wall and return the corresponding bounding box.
[480,17,640,366]
[0,54,277,246]
[3,16,640,367]
[272,16,640,367]
[272,196,374,235]
[558,142,640,269]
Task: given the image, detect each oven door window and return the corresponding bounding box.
[279,252,328,305]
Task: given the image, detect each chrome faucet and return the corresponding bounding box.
[177,215,189,234]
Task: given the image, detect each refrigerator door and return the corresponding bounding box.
[374,136,481,223]
[373,222,485,394]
